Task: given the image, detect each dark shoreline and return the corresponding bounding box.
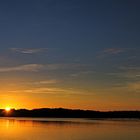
[0,108,140,119]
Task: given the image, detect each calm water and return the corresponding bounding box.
[0,118,139,140]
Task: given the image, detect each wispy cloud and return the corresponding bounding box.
[9,87,66,94]
[113,81,140,93]
[0,64,44,72]
[119,66,140,79]
[103,48,124,55]
[11,48,48,54]
[105,65,140,92]
[0,63,89,73]
[28,80,59,85]
[107,72,140,79]
[45,63,86,70]
[70,70,95,77]
[106,65,140,79]
[97,47,125,58]
[8,87,88,96]
[120,66,140,71]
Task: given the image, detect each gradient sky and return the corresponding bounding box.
[0,0,139,110]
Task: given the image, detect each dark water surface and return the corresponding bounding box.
[0,118,139,140]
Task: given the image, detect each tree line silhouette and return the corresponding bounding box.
[0,108,140,118]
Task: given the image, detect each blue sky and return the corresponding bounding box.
[0,0,139,110]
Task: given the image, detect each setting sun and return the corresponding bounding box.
[5,107,11,112]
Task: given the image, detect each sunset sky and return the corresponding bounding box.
[0,0,139,110]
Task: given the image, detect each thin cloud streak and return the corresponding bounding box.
[26,80,59,85]
[44,63,87,70]
[10,79,59,86]
[0,63,89,72]
[119,66,140,79]
[97,47,126,58]
[11,48,48,54]
[103,48,125,55]
[70,70,95,77]
[0,64,44,72]
[8,87,89,96]
[112,81,140,93]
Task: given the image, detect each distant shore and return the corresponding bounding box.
[1,108,140,118]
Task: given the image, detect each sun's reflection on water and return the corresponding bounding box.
[0,118,139,140]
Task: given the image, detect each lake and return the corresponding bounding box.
[0,118,139,140]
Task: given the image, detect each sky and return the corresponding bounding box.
[0,0,139,110]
